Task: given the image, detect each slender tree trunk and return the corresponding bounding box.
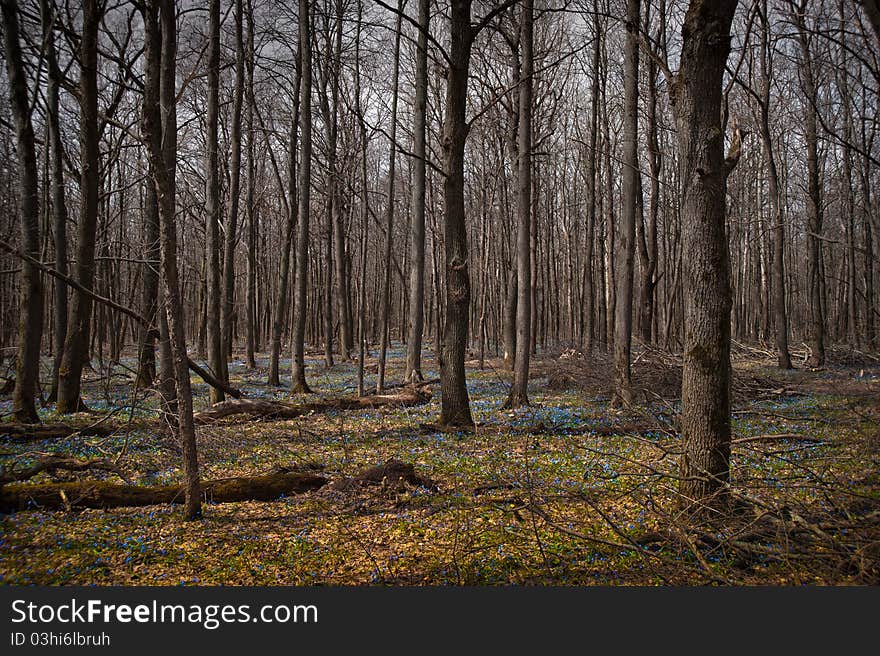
[405,0,430,384]
[758,3,791,369]
[245,0,257,368]
[502,266,516,368]
[137,172,161,388]
[377,4,403,392]
[41,0,68,401]
[793,1,825,367]
[57,0,101,414]
[291,0,313,393]
[638,0,662,345]
[671,0,739,507]
[505,0,533,409]
[612,0,640,407]
[205,0,225,402]
[3,0,43,424]
[584,2,601,353]
[268,59,301,386]
[221,0,246,374]
[143,0,201,520]
[355,0,370,396]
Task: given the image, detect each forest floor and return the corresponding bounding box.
[1,342,878,585]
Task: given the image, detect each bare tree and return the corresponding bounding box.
[205,0,225,402]
[142,0,201,520]
[405,0,430,384]
[505,0,533,409]
[2,0,43,424]
[57,0,102,414]
[612,0,640,407]
[671,0,741,506]
[791,0,826,368]
[291,0,314,393]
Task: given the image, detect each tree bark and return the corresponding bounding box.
[205,0,225,402]
[143,0,202,521]
[670,0,739,507]
[505,0,533,409]
[245,0,257,368]
[221,0,246,375]
[268,58,301,387]
[1,473,327,513]
[2,0,43,424]
[291,0,313,393]
[57,0,101,414]
[758,2,792,369]
[793,1,825,367]
[405,0,430,384]
[439,0,476,428]
[612,0,640,407]
[41,0,68,401]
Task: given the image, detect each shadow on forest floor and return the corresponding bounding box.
[1,342,878,585]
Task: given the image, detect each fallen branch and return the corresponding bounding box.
[367,378,440,394]
[193,388,431,425]
[0,238,242,399]
[732,433,825,445]
[0,423,114,441]
[0,454,125,484]
[0,471,327,512]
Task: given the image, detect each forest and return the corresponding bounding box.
[0,0,878,586]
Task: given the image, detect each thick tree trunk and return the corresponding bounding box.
[404,0,430,384]
[612,0,640,407]
[506,0,533,409]
[57,0,101,414]
[2,0,43,424]
[671,0,739,507]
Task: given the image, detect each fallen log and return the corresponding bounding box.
[0,471,328,512]
[0,423,114,441]
[193,388,431,425]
